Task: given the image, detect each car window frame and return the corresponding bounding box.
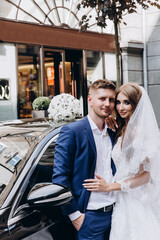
[1,127,61,219]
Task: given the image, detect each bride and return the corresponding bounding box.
[83,83,160,239]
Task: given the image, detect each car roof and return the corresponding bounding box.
[0,118,58,138]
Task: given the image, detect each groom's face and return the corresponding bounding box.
[88,88,115,119]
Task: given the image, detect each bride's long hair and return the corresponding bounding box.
[115,83,142,144]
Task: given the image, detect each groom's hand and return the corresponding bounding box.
[72,213,85,231]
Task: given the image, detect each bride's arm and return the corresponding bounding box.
[117,163,150,192]
[83,164,150,192]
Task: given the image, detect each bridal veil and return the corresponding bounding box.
[114,86,160,219]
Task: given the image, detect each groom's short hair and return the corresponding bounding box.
[88,79,116,95]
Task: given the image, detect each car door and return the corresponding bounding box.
[7,131,76,240]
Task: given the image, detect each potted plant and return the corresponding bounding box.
[32,96,51,118]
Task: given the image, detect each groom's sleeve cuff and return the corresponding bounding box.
[68,210,81,221]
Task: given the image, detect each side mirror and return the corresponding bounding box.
[27,183,73,207]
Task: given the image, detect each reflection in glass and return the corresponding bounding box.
[65,62,77,97]
[44,51,63,98]
[86,51,103,88]
[64,49,83,98]
[18,45,41,118]
[0,124,51,206]
[104,53,116,82]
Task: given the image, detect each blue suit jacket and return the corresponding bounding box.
[52,117,116,215]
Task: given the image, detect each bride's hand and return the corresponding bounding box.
[106,115,118,132]
[83,174,113,192]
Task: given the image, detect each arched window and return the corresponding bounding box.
[0,0,113,33]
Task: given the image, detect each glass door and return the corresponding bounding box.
[43,49,65,99]
[43,49,82,99]
[64,50,82,99]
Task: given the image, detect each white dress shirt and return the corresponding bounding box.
[69,115,116,221]
[87,115,116,210]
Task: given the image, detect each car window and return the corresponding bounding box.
[19,134,59,205]
[30,134,59,184]
[0,135,35,206]
[39,141,55,166]
[0,125,52,207]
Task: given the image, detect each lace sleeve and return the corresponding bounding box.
[142,158,151,172]
[117,180,132,192]
[117,163,151,192]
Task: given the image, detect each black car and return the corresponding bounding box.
[0,119,77,240]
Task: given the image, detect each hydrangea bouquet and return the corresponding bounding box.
[48,93,82,123]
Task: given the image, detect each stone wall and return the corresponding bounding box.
[119,6,160,126]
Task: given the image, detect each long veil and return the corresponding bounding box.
[115,86,160,219]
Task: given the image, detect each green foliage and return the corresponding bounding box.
[32,97,51,110]
[78,0,160,30]
[78,0,160,88]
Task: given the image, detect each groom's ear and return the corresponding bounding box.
[88,95,92,105]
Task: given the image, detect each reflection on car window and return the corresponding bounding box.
[0,137,31,196]
[18,134,59,207]
[0,124,50,206]
[29,134,59,187]
[0,165,12,193]
[40,142,55,166]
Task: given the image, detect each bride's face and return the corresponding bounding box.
[116,92,133,121]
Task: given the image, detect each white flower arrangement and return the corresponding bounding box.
[48,93,82,123]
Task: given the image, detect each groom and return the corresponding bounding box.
[52,79,116,240]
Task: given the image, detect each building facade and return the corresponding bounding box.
[0,1,160,126]
[0,0,116,121]
[120,5,160,125]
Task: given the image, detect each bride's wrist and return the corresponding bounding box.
[113,182,121,191]
[116,180,132,192]
[106,182,121,192]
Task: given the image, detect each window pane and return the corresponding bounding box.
[18,45,41,118]
[44,51,63,98]
[104,53,117,82]
[0,0,17,20]
[0,0,114,32]
[17,9,40,23]
[20,0,45,21]
[86,51,103,87]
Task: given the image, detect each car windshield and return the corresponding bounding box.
[0,122,52,206]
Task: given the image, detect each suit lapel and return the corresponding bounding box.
[107,128,116,147]
[107,128,116,175]
[84,117,97,156]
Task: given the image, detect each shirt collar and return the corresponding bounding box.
[87,115,108,135]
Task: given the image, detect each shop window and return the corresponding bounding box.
[44,50,63,98]
[86,51,103,88]
[104,53,117,82]
[18,45,41,118]
[64,49,83,99]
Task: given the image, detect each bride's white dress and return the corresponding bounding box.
[110,137,160,240]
